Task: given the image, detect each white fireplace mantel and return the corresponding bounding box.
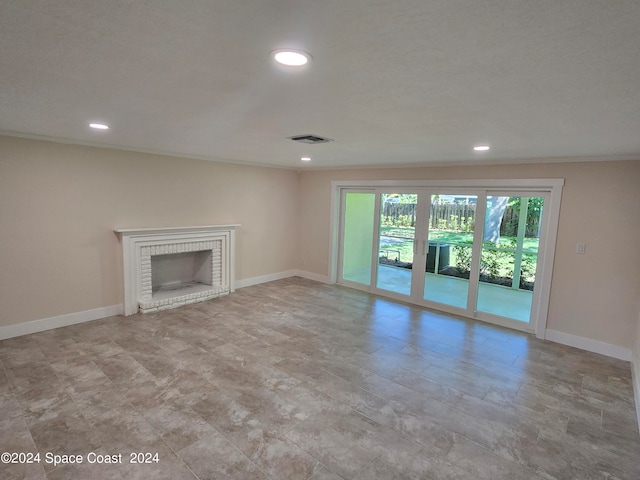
[115,225,239,315]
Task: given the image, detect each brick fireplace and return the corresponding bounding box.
[115,225,238,315]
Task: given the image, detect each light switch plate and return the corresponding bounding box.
[576,243,586,254]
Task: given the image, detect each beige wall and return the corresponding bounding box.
[298,160,640,349]
[0,136,299,327]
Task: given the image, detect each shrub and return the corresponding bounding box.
[453,242,473,274]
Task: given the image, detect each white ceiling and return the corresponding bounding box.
[1,0,639,169]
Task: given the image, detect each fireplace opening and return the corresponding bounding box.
[151,250,213,300]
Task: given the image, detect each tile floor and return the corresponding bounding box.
[0,277,638,479]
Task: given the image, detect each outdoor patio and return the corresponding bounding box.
[343,264,533,323]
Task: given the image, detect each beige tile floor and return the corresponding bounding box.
[0,277,638,479]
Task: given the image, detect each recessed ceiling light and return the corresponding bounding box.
[301,156,311,162]
[473,145,490,151]
[272,49,311,66]
[89,123,109,130]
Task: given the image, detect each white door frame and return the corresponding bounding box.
[472,190,550,334]
[336,188,377,293]
[330,178,564,339]
[369,188,427,302]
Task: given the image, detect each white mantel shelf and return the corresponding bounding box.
[115,225,239,316]
[115,225,240,236]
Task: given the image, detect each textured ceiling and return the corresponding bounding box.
[1,0,639,168]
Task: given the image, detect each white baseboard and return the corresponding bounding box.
[0,271,332,341]
[293,269,331,284]
[0,304,123,341]
[235,270,299,289]
[545,329,632,361]
[235,269,332,289]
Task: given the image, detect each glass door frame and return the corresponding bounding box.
[336,188,377,292]
[418,189,485,319]
[330,179,564,339]
[473,189,551,334]
[369,188,428,303]
[417,189,551,334]
[336,187,429,303]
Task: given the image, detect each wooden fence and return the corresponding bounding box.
[428,203,476,232]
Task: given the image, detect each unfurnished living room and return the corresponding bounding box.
[1,1,640,479]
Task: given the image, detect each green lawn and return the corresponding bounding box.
[380,226,539,249]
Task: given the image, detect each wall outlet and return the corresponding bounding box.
[576,243,586,254]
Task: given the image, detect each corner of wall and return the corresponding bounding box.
[294,269,331,284]
[632,299,640,434]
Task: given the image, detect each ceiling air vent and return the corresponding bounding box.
[288,134,334,144]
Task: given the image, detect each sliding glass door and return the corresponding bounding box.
[475,194,546,325]
[422,192,479,311]
[337,184,555,334]
[418,190,548,331]
[339,190,375,287]
[375,192,421,297]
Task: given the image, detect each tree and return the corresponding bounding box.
[396,194,417,204]
[509,197,544,237]
[483,196,508,243]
